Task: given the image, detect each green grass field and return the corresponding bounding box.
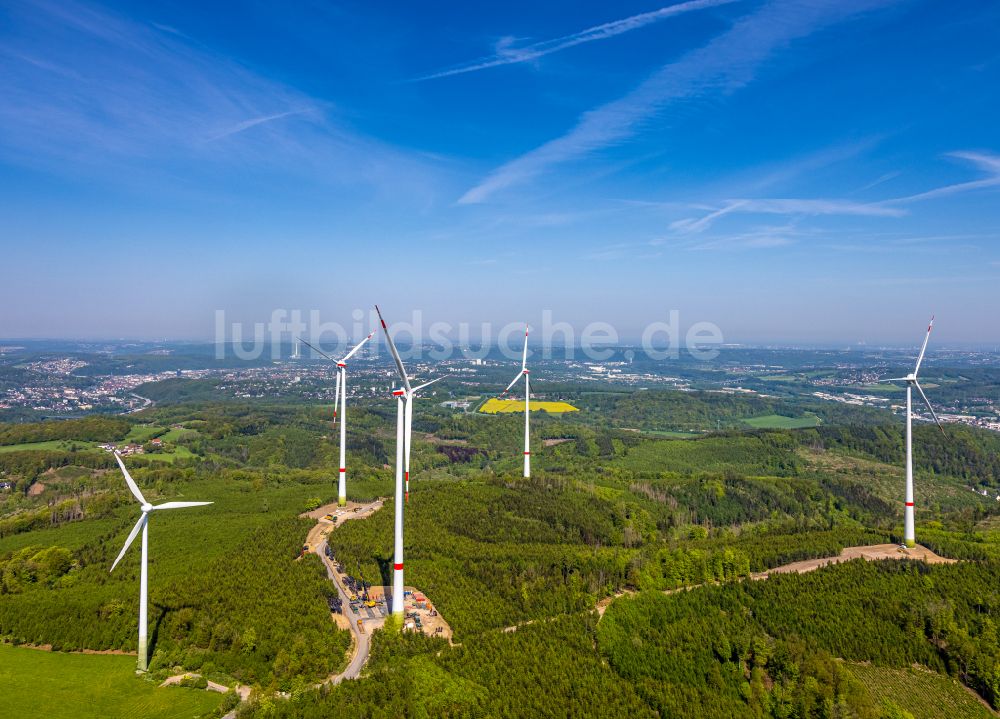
[0,643,223,719]
[158,427,198,443]
[0,438,194,463]
[0,439,99,453]
[744,413,822,429]
[123,425,167,443]
[847,663,995,719]
[635,430,701,439]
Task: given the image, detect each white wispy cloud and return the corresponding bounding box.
[207,109,313,141]
[414,0,740,82]
[684,225,802,251]
[0,0,441,199]
[671,151,1000,233]
[670,198,905,233]
[459,0,897,204]
[885,151,1000,204]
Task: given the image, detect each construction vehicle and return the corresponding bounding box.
[322,513,334,521]
[357,619,365,633]
[364,599,376,608]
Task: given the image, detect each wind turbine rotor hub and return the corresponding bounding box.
[141,504,152,513]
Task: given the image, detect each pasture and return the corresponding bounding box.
[744,413,821,429]
[0,643,224,719]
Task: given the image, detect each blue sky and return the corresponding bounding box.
[1,0,998,344]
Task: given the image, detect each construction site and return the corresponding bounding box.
[303,500,453,645]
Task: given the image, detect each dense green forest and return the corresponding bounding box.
[238,560,1000,719]
[1,383,998,716]
[0,457,352,689]
[599,560,1000,717]
[0,415,130,445]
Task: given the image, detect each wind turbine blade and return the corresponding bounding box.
[341,329,377,362]
[879,377,910,382]
[413,376,444,393]
[914,315,934,376]
[110,513,147,572]
[375,305,411,391]
[500,372,524,397]
[151,501,213,510]
[298,337,336,362]
[913,381,944,433]
[521,325,529,371]
[333,369,342,422]
[114,452,146,505]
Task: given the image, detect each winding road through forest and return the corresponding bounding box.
[220,509,958,718]
[301,496,957,686]
[301,499,386,684]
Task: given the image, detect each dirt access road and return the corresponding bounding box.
[750,543,956,579]
[303,497,454,679]
[302,499,385,684]
[589,543,955,620]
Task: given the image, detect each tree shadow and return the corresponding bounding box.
[375,555,391,588]
[148,601,195,664]
[148,603,169,662]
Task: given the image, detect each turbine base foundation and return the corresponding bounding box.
[392,569,405,616]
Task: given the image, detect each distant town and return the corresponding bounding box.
[1,341,998,433]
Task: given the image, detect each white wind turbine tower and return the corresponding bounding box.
[375,305,441,615]
[881,316,944,548]
[300,331,376,506]
[499,325,531,478]
[404,373,443,502]
[109,452,211,672]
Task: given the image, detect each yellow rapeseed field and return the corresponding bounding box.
[479,398,579,414]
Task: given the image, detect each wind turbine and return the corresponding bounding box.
[499,325,531,478]
[300,330,376,506]
[881,316,944,548]
[375,305,441,615]
[109,452,211,672]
